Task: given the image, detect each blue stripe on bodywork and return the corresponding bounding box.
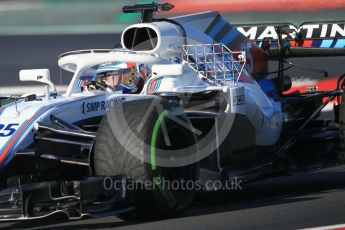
[0,104,59,168]
[78,79,82,88]
[220,27,239,45]
[331,39,338,48]
[320,39,333,48]
[208,18,227,38]
[312,39,322,48]
[5,107,51,153]
[334,39,345,48]
[153,78,162,92]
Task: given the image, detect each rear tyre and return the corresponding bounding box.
[93,98,199,218]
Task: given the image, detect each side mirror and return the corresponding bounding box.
[152,64,183,76]
[19,69,57,93]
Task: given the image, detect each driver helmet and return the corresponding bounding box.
[95,62,148,94]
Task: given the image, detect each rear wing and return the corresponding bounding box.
[236,22,345,57]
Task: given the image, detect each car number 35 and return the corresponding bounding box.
[0,123,19,137]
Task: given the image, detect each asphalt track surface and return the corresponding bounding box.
[1,34,345,229]
[1,165,345,230]
[0,34,122,88]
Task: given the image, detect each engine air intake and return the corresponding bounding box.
[122,27,158,51]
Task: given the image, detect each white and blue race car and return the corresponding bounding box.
[0,2,344,221]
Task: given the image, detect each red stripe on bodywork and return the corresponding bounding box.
[286,77,337,94]
[0,107,47,163]
[285,77,338,103]
[149,80,157,93]
[290,41,298,47]
[0,122,29,163]
[302,40,313,47]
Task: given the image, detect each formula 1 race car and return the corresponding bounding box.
[0,2,345,221]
